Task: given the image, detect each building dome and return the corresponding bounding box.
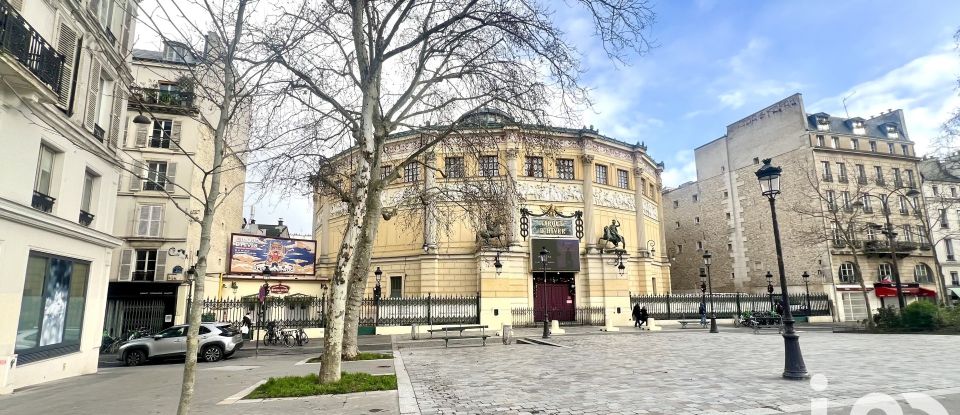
[461,107,515,125]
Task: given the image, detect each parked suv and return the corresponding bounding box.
[118,322,243,366]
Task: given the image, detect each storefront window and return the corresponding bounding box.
[15,252,90,361]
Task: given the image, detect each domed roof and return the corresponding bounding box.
[461,107,515,125]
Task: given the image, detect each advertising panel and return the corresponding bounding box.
[228,234,317,276]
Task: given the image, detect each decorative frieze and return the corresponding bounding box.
[592,187,636,211]
[517,182,583,203]
[642,200,658,220]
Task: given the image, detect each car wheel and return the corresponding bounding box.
[124,350,146,367]
[202,345,224,362]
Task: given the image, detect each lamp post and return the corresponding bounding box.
[755,158,808,379]
[766,271,775,311]
[852,188,920,310]
[616,249,626,277]
[801,271,811,315]
[699,269,707,317]
[702,250,717,333]
[494,251,503,276]
[373,267,383,329]
[647,240,656,258]
[539,246,550,339]
[256,267,271,356]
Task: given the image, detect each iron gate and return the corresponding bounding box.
[103,298,166,337]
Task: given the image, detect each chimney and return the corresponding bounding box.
[278,218,284,227]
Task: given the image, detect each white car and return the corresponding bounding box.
[118,323,243,366]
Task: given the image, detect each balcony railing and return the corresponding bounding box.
[93,124,105,142]
[0,0,65,94]
[822,174,833,182]
[894,179,904,188]
[31,190,55,212]
[132,270,157,281]
[104,28,116,45]
[876,178,885,185]
[130,87,195,111]
[79,210,94,226]
[838,175,848,183]
[857,176,868,185]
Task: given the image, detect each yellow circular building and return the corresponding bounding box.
[313,110,671,328]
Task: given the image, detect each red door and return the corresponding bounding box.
[535,283,575,322]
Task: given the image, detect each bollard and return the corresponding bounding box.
[501,324,513,345]
[411,324,418,340]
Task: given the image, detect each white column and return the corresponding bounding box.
[581,155,595,251]
[633,166,647,256]
[505,148,520,247]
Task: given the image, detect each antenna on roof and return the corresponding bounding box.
[842,91,857,118]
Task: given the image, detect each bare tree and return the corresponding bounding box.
[915,158,960,306]
[253,0,655,383]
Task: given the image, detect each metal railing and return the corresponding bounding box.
[628,292,831,319]
[0,0,65,93]
[201,296,325,329]
[79,210,94,226]
[359,294,480,326]
[131,87,195,110]
[31,190,54,212]
[93,124,105,142]
[510,306,606,328]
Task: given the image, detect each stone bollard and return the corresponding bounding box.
[411,324,419,340]
[501,324,513,345]
[550,320,565,334]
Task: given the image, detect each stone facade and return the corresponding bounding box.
[664,94,936,321]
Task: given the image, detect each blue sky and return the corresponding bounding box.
[255,0,960,234]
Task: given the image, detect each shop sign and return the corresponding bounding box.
[530,217,574,237]
[269,284,290,294]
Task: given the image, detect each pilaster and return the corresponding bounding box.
[581,154,595,251]
[505,148,520,246]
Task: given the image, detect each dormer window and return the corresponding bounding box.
[162,43,195,64]
[851,119,865,135]
[884,124,899,139]
[813,113,830,131]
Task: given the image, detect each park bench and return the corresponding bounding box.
[750,315,783,334]
[427,325,490,347]
[677,319,708,329]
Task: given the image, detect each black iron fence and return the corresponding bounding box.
[0,0,65,93]
[628,292,831,320]
[200,293,480,328]
[359,294,480,326]
[511,306,606,328]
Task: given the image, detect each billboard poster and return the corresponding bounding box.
[40,258,72,346]
[229,234,317,276]
[530,238,581,272]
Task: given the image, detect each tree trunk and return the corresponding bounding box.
[850,255,874,328]
[342,194,383,360]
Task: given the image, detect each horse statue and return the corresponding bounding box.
[599,219,626,251]
[476,215,506,246]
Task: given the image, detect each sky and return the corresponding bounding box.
[239,0,960,234]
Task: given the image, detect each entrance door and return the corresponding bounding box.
[534,283,575,322]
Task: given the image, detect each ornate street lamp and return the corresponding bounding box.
[494,251,503,276]
[374,266,383,328]
[702,250,717,333]
[647,240,656,258]
[699,268,707,317]
[256,267,271,356]
[617,260,626,277]
[539,246,550,339]
[801,271,811,315]
[766,271,775,311]
[755,158,808,379]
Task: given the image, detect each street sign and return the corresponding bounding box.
[269,284,290,294]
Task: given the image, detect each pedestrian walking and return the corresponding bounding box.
[632,303,642,328]
[774,300,784,316]
[638,306,649,329]
[698,302,707,328]
[242,312,253,340]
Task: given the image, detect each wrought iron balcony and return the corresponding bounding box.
[857,176,868,185]
[0,0,65,94]
[79,210,94,226]
[822,173,833,182]
[838,175,849,184]
[130,87,196,113]
[876,178,885,186]
[93,124,105,142]
[31,190,55,212]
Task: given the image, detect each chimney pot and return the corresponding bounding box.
[278,218,284,226]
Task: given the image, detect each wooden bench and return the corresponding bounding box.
[427,325,490,347]
[750,316,783,334]
[677,318,707,329]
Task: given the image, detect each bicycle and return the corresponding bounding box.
[288,327,309,346]
[264,322,282,346]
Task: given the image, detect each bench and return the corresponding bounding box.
[678,320,707,329]
[427,325,490,347]
[750,316,783,334]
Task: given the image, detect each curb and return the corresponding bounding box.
[393,348,421,415]
[217,379,266,405]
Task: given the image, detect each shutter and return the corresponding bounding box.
[135,122,148,147]
[170,120,182,148]
[9,0,22,11]
[108,84,124,148]
[149,206,163,237]
[118,249,133,281]
[84,60,101,130]
[136,205,150,236]
[164,162,176,193]
[155,250,167,280]
[120,0,134,54]
[55,23,77,108]
[128,171,141,192]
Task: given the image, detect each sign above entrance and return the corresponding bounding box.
[530,238,581,272]
[269,284,290,294]
[530,217,575,237]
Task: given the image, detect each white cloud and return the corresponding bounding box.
[661,150,698,188]
[810,47,960,156]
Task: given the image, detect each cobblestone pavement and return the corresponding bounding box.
[401,330,960,414]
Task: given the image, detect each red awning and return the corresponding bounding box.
[874,286,937,297]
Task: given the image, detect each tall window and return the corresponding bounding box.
[836,162,847,181]
[952,272,959,286]
[524,156,544,178]
[556,159,574,180]
[947,238,956,260]
[479,155,498,177]
[15,252,90,362]
[874,166,883,184]
[898,196,909,214]
[150,120,173,148]
[821,161,832,180]
[617,169,629,189]
[841,191,851,210]
[133,250,158,281]
[866,226,877,241]
[878,263,893,280]
[136,205,163,237]
[941,209,949,228]
[403,164,419,183]
[35,144,56,196]
[97,0,115,29]
[825,190,836,210]
[144,161,168,191]
[887,143,895,154]
[953,187,958,198]
[380,165,393,180]
[902,144,909,156]
[902,225,913,242]
[892,168,902,186]
[831,222,842,243]
[95,77,114,132]
[933,185,940,195]
[856,164,866,183]
[831,136,840,148]
[914,264,933,283]
[861,193,872,211]
[595,164,608,185]
[816,135,825,147]
[444,157,464,178]
[838,262,857,283]
[390,276,403,298]
[851,139,859,150]
[81,171,96,215]
[905,170,915,187]
[870,141,877,152]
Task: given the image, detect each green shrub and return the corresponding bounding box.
[900,301,941,330]
[873,306,901,329]
[246,373,397,399]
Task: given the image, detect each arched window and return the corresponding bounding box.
[878,263,893,280]
[914,263,933,284]
[838,262,857,283]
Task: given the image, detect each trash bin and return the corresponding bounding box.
[501,324,513,345]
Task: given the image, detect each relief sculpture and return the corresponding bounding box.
[517,182,583,203]
[592,188,636,211]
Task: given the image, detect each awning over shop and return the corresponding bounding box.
[948,287,960,299]
[874,286,937,298]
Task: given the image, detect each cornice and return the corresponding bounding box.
[0,197,122,248]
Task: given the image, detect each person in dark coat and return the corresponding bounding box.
[774,300,784,316]
[638,306,649,329]
[632,304,642,328]
[699,302,707,327]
